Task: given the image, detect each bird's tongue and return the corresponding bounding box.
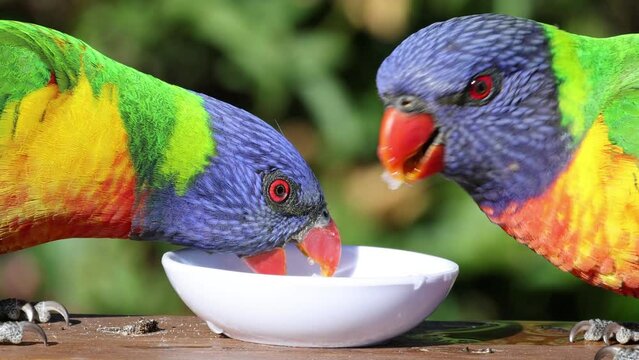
[242,220,341,276]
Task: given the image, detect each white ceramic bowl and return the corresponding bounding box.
[162,245,458,347]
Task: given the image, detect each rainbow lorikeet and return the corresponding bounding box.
[376,14,639,359]
[0,21,341,343]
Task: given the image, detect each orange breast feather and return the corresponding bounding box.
[485,117,639,296]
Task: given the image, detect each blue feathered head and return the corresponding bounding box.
[376,14,573,212]
[137,95,340,276]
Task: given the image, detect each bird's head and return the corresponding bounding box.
[138,96,340,276]
[377,14,573,210]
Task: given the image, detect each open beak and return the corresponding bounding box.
[377,107,444,184]
[242,219,341,277]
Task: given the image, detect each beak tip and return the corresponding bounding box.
[298,219,342,277]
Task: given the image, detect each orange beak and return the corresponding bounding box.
[296,220,341,276]
[242,219,341,277]
[377,107,444,183]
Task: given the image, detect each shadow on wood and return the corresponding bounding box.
[381,321,524,347]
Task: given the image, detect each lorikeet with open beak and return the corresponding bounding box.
[376,13,639,359]
[0,20,341,343]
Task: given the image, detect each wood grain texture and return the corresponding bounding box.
[0,316,605,359]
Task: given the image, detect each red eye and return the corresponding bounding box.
[268,179,290,203]
[468,74,493,101]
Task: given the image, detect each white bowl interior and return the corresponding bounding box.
[167,244,458,280]
[163,245,458,347]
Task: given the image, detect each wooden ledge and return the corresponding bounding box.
[2,316,603,359]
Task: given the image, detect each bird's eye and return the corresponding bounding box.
[468,74,493,101]
[268,178,290,203]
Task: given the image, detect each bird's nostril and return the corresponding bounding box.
[396,95,421,112]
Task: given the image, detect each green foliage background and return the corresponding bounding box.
[1,0,638,321]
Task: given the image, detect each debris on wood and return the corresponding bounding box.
[97,318,161,336]
[462,346,495,354]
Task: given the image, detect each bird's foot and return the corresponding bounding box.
[0,298,69,345]
[0,298,69,324]
[570,319,639,360]
[570,319,639,344]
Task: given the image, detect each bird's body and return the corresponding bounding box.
[376,15,639,296]
[0,21,170,251]
[0,20,341,276]
[0,19,340,345]
[486,115,639,295]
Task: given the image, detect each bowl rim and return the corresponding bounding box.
[162,245,459,288]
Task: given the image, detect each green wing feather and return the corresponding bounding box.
[544,24,639,157]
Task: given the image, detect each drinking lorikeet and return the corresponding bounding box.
[0,20,341,343]
[376,13,639,359]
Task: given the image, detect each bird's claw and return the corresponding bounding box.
[0,321,47,345]
[21,302,34,322]
[34,301,69,325]
[595,345,639,360]
[18,321,47,345]
[570,319,614,342]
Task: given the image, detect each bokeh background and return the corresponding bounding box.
[1,0,638,321]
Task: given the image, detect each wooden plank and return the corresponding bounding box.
[0,316,604,359]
